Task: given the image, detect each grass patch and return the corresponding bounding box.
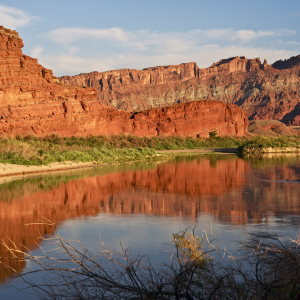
[24,134,247,150]
[0,135,157,165]
[0,134,246,166]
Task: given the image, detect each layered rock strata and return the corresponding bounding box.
[0,26,248,137]
[59,55,300,125]
[0,26,97,107]
[0,99,248,138]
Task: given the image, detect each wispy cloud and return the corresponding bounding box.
[30,45,44,58]
[0,5,37,29]
[291,11,300,17]
[44,27,134,44]
[188,29,295,43]
[44,27,296,49]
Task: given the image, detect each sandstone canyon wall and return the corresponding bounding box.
[59,55,300,125]
[0,26,248,138]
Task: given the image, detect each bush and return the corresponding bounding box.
[209,130,218,138]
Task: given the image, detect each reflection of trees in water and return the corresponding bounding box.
[0,155,300,281]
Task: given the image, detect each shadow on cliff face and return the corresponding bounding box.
[1,154,300,282]
[272,55,300,70]
[280,102,300,125]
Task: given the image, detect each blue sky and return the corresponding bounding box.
[1,0,300,76]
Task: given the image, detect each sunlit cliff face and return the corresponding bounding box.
[59,55,300,126]
[1,155,300,281]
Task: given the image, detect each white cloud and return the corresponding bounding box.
[30,45,44,58]
[0,5,36,29]
[45,27,134,44]
[44,27,296,48]
[188,29,295,43]
[287,41,300,46]
[234,30,274,41]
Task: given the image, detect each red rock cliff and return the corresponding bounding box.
[0,99,248,138]
[0,26,248,138]
[59,55,300,125]
[0,26,97,106]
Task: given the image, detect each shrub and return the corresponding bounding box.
[209,130,218,138]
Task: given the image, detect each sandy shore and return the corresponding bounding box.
[0,161,97,178]
[0,148,239,180]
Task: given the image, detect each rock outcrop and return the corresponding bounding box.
[0,26,97,107]
[248,120,298,136]
[59,55,300,125]
[0,26,248,138]
[272,55,300,70]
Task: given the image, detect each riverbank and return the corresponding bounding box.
[156,148,239,154]
[239,135,300,153]
[0,134,244,169]
[0,161,96,179]
[0,134,300,179]
[0,147,238,180]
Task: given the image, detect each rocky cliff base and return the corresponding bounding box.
[248,120,299,136]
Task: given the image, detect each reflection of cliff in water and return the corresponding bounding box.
[1,155,300,282]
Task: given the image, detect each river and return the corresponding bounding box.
[0,154,300,299]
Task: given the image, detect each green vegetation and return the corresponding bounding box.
[0,134,300,166]
[0,135,157,165]
[0,134,246,166]
[239,135,300,153]
[19,134,245,150]
[209,130,218,138]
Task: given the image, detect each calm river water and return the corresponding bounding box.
[0,154,300,299]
